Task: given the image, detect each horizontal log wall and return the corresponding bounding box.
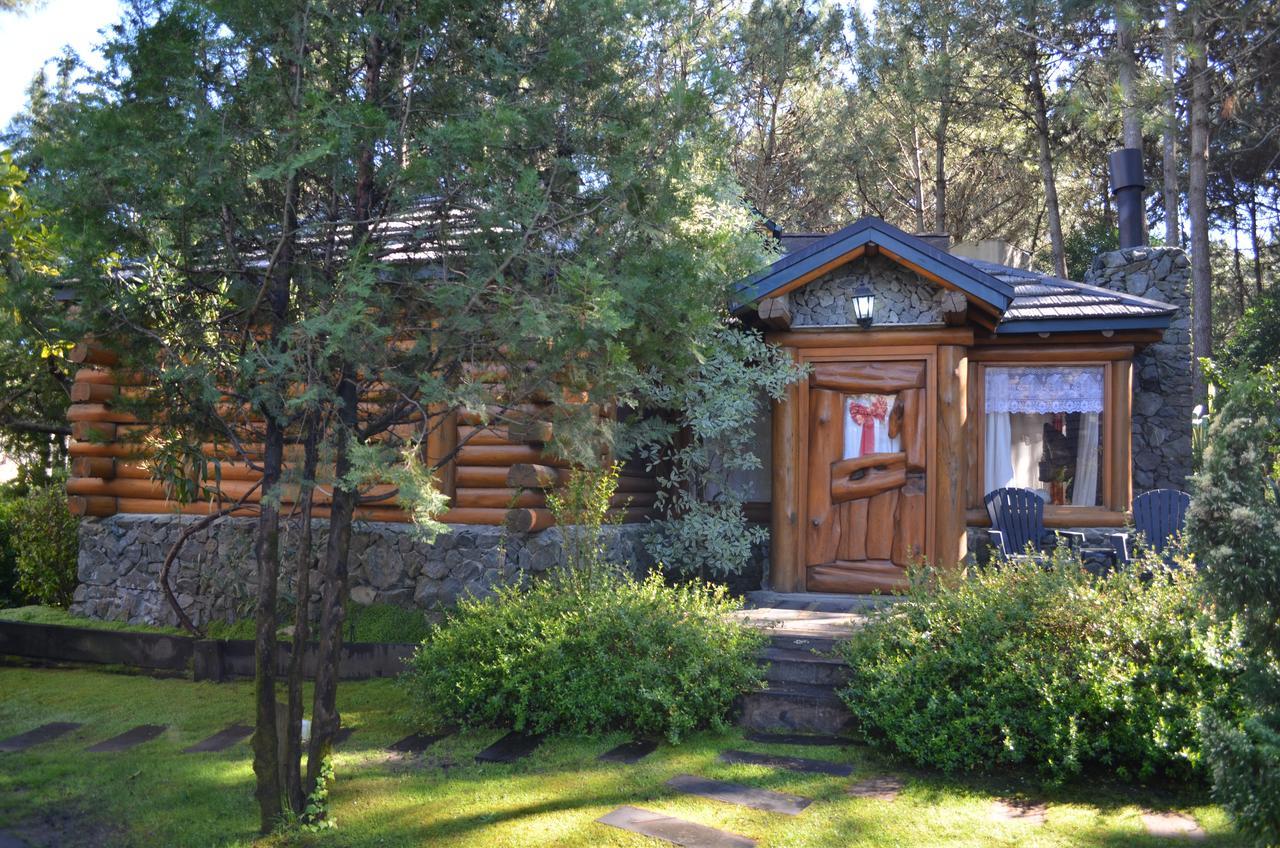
[66,359,659,529]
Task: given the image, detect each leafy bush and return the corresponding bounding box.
[401,572,766,741]
[0,497,23,607]
[10,483,79,607]
[1187,373,1280,845]
[838,550,1240,784]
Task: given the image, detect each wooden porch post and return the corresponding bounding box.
[935,345,969,570]
[770,346,802,592]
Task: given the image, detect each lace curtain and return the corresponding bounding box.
[984,366,1105,414]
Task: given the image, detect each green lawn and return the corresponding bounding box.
[0,664,1244,847]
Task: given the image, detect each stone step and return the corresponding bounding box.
[757,647,850,687]
[766,633,841,655]
[737,682,852,735]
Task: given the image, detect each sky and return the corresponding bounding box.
[0,0,125,127]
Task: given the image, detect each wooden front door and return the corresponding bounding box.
[804,359,929,593]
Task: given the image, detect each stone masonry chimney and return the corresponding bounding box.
[1086,247,1194,492]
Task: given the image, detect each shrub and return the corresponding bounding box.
[401,571,766,742]
[11,483,79,607]
[0,497,23,607]
[837,549,1240,784]
[1187,373,1280,845]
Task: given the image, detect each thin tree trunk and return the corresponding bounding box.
[1232,201,1246,318]
[306,376,358,792]
[252,414,285,832]
[1188,11,1213,401]
[1162,0,1181,247]
[912,126,926,232]
[1249,190,1262,295]
[1027,45,1066,278]
[283,418,320,815]
[934,101,949,234]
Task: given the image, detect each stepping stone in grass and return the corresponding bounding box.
[991,799,1048,825]
[847,775,904,802]
[1141,811,1206,840]
[182,724,253,754]
[597,805,756,848]
[87,724,166,753]
[666,774,812,816]
[475,731,544,764]
[387,732,448,753]
[744,732,848,747]
[0,722,82,753]
[598,738,659,765]
[719,749,853,777]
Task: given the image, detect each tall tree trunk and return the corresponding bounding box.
[307,22,383,796]
[1188,11,1212,401]
[1232,201,1246,318]
[283,418,320,815]
[1117,9,1143,150]
[251,165,298,834]
[1162,0,1181,247]
[1027,45,1067,278]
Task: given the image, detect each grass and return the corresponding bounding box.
[0,603,432,643]
[0,663,1246,847]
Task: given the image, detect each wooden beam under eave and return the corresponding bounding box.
[770,346,802,592]
[757,292,792,330]
[759,246,868,301]
[876,244,1005,322]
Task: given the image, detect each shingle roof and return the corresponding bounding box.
[758,220,1177,334]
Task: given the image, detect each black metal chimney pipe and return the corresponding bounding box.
[1109,148,1146,248]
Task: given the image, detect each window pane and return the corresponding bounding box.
[984,367,1103,506]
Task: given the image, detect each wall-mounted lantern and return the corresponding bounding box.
[852,283,875,328]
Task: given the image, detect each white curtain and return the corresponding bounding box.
[1072,412,1100,506]
[985,412,1049,496]
[984,412,1013,493]
[843,394,901,460]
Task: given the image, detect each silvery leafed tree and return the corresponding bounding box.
[12,0,765,830]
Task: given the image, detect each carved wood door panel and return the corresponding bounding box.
[804,360,928,593]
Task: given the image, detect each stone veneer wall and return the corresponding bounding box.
[72,515,770,627]
[73,515,653,628]
[790,254,967,327]
[1085,246,1194,491]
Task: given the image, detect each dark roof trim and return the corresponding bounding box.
[733,217,1014,312]
[993,315,1174,335]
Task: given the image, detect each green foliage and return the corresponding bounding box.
[401,572,766,742]
[0,497,22,607]
[1187,375,1280,845]
[300,755,336,830]
[8,483,78,608]
[636,326,806,577]
[545,464,621,581]
[1221,290,1280,373]
[1062,219,1119,282]
[838,550,1241,784]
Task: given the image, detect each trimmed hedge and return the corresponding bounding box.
[838,550,1242,783]
[401,572,765,742]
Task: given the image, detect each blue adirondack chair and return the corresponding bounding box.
[1109,488,1191,566]
[984,487,1085,559]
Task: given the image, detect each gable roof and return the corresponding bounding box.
[735,217,1013,314]
[736,217,1177,335]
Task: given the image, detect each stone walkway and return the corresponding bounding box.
[0,714,1213,847]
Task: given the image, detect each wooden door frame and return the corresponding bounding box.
[768,328,969,593]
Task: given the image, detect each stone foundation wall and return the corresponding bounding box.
[1086,246,1194,491]
[72,515,656,628]
[791,254,967,327]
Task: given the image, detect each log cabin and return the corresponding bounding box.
[69,149,1193,625]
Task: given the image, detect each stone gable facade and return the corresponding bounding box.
[790,254,967,327]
